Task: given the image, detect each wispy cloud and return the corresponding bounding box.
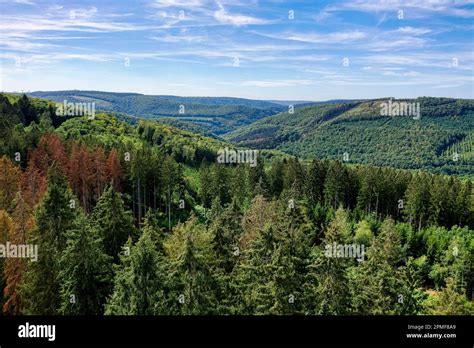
[214,1,270,26]
[1,0,472,99]
[326,0,474,18]
[254,30,367,44]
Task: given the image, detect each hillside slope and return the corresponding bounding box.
[225,97,474,176]
[27,90,287,135]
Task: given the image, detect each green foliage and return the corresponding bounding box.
[226,98,474,177]
[2,94,472,316]
[105,225,168,315]
[28,90,285,135]
[21,165,77,314]
[91,186,135,261]
[58,213,112,314]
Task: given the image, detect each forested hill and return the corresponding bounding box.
[0,93,473,316]
[26,90,288,135]
[225,97,474,177]
[0,93,283,168]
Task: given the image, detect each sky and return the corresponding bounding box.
[1,0,473,101]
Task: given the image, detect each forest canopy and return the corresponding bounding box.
[0,94,472,316]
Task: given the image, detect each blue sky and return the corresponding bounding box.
[1,0,473,100]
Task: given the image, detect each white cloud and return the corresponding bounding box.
[327,0,474,18]
[214,1,269,26]
[396,26,431,35]
[255,30,367,44]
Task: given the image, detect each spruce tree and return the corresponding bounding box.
[58,213,113,314]
[91,185,135,261]
[165,216,218,315]
[21,165,77,314]
[348,219,402,314]
[105,224,168,315]
[235,200,310,315]
[428,277,473,315]
[305,208,351,315]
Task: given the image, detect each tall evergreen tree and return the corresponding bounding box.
[91,185,135,261]
[305,208,351,315]
[21,165,77,314]
[348,219,402,314]
[58,213,113,314]
[105,225,168,315]
[165,216,218,315]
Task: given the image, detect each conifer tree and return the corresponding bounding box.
[105,224,168,315]
[0,156,21,214]
[21,165,77,314]
[306,160,326,206]
[91,185,135,261]
[305,208,351,315]
[58,213,112,314]
[3,191,33,314]
[428,277,473,315]
[165,216,218,315]
[348,219,402,314]
[0,210,14,311]
[323,161,349,209]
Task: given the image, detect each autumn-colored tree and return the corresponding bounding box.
[20,161,47,210]
[106,148,123,192]
[21,165,77,315]
[68,143,93,212]
[91,147,108,202]
[0,210,14,310]
[0,156,21,214]
[32,132,68,174]
[3,191,34,314]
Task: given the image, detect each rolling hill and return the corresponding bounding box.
[225,97,474,176]
[27,90,287,135]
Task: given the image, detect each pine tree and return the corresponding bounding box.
[0,156,21,214]
[323,161,349,209]
[21,165,77,314]
[348,219,402,314]
[105,223,167,315]
[106,148,123,192]
[306,160,326,206]
[0,210,14,311]
[234,224,277,314]
[3,191,33,314]
[91,185,135,262]
[239,195,279,249]
[235,199,310,315]
[18,94,38,126]
[209,199,242,273]
[305,208,351,315]
[268,159,284,197]
[165,216,218,315]
[405,172,431,231]
[58,213,113,314]
[395,257,427,314]
[428,277,473,315]
[208,199,242,314]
